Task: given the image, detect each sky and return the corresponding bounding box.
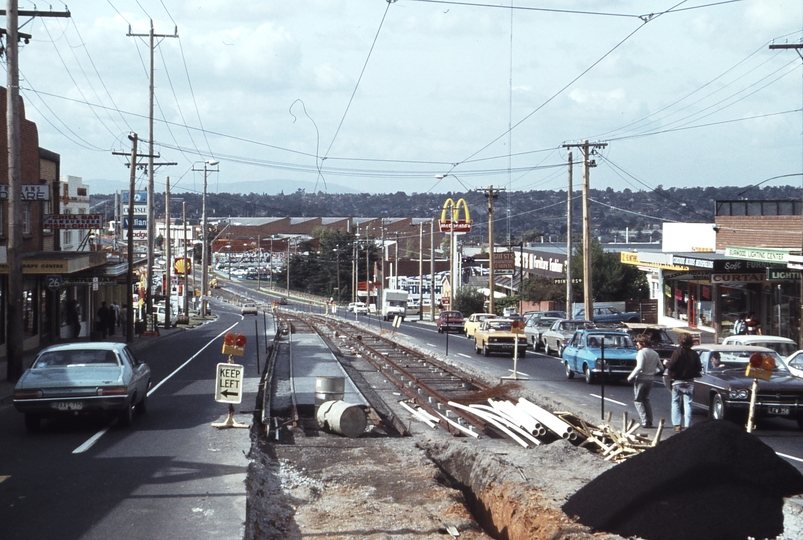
[10,0,803,197]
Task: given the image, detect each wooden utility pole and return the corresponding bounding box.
[563,141,607,321]
[126,134,138,343]
[127,21,177,318]
[566,151,573,314]
[476,186,505,314]
[164,176,171,329]
[4,3,71,380]
[770,42,803,348]
[183,201,188,317]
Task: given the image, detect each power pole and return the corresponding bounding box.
[125,134,138,343]
[476,186,505,314]
[563,140,607,321]
[4,3,71,380]
[183,201,188,317]
[566,151,573,315]
[127,21,177,319]
[770,42,803,348]
[164,176,171,329]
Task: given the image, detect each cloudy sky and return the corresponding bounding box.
[12,0,803,197]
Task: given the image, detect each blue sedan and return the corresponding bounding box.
[13,342,151,431]
[562,329,638,384]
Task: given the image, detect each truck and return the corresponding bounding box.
[382,289,408,321]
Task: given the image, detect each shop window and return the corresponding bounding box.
[23,288,37,336]
[0,202,4,236]
[22,202,31,235]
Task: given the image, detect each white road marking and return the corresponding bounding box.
[72,321,240,454]
[588,393,627,406]
[777,452,803,463]
[458,353,471,358]
[426,343,438,348]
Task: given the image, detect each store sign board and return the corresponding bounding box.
[725,246,790,263]
[710,273,765,283]
[0,184,51,200]
[767,269,801,281]
[43,214,104,229]
[621,252,689,271]
[672,255,714,269]
[121,191,148,204]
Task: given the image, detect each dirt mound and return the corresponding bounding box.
[562,420,803,540]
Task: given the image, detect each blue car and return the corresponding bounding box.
[562,329,638,384]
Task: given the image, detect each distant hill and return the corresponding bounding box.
[85,178,360,196]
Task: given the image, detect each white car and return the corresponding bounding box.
[241,303,258,315]
[721,335,797,358]
[782,350,803,378]
[351,302,368,315]
[156,305,177,327]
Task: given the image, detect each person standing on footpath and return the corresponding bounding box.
[627,334,661,428]
[97,301,110,339]
[110,301,120,336]
[746,312,762,335]
[663,333,702,432]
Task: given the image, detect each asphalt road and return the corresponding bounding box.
[344,310,803,474]
[0,300,268,540]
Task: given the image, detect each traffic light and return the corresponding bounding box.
[222,333,247,356]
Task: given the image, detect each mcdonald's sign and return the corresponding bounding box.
[439,198,472,233]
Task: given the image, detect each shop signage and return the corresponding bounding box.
[0,184,51,200]
[121,191,148,204]
[62,277,118,286]
[123,230,148,240]
[714,259,783,272]
[711,273,765,283]
[725,246,790,263]
[43,214,104,229]
[438,198,472,233]
[621,252,689,271]
[672,255,714,269]
[122,216,148,229]
[767,269,801,281]
[493,251,515,274]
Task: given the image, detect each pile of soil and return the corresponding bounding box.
[563,420,803,540]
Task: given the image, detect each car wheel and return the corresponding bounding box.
[483,343,490,357]
[119,397,135,427]
[475,342,481,354]
[584,364,596,385]
[558,344,565,358]
[709,393,731,421]
[565,362,575,379]
[136,387,149,415]
[24,413,41,431]
[519,349,526,358]
[544,341,552,356]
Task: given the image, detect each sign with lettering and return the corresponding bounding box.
[43,214,103,229]
[767,269,801,281]
[0,184,51,200]
[711,273,765,283]
[215,363,244,404]
[725,246,790,263]
[493,251,515,274]
[122,230,148,241]
[672,255,714,269]
[123,216,148,229]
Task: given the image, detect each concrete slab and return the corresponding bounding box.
[289,332,368,406]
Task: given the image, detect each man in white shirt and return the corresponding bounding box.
[627,334,661,428]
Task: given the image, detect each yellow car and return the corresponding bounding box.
[464,313,494,339]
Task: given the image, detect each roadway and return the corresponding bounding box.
[0,300,267,540]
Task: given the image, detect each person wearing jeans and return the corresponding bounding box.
[628,334,660,428]
[663,333,702,432]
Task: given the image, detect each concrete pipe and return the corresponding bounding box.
[316,400,367,438]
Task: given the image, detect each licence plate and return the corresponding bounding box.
[55,402,83,411]
[768,407,789,415]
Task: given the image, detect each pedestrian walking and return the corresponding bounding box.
[746,312,761,335]
[97,301,110,339]
[110,301,120,336]
[627,334,661,428]
[663,333,702,432]
[120,303,128,337]
[733,313,747,336]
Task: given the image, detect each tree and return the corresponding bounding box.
[520,275,564,304]
[571,239,647,301]
[452,286,485,316]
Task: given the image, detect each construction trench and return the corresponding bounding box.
[240,310,803,540]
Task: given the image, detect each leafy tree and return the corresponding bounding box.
[493,295,519,315]
[452,286,485,315]
[570,239,647,301]
[520,275,564,303]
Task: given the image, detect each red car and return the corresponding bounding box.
[437,310,465,334]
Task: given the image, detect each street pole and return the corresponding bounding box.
[126,134,138,342]
[477,186,504,314]
[566,151,573,315]
[197,160,219,317]
[164,176,171,328]
[257,235,261,291]
[430,218,435,321]
[419,221,423,320]
[183,201,188,317]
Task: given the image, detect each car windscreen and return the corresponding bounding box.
[749,342,797,358]
[536,317,559,328]
[587,334,635,348]
[565,321,594,332]
[35,349,120,368]
[701,350,788,372]
[487,321,512,331]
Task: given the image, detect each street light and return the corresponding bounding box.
[194,159,219,317]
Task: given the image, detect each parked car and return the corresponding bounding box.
[351,301,368,315]
[562,329,639,384]
[437,310,465,334]
[156,304,177,327]
[784,350,803,378]
[522,310,566,320]
[523,315,560,350]
[541,319,596,357]
[619,323,679,361]
[692,344,803,429]
[241,302,258,315]
[464,313,494,339]
[473,318,528,357]
[574,306,640,325]
[721,335,797,359]
[13,342,151,430]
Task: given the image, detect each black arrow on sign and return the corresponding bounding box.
[220,389,239,398]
